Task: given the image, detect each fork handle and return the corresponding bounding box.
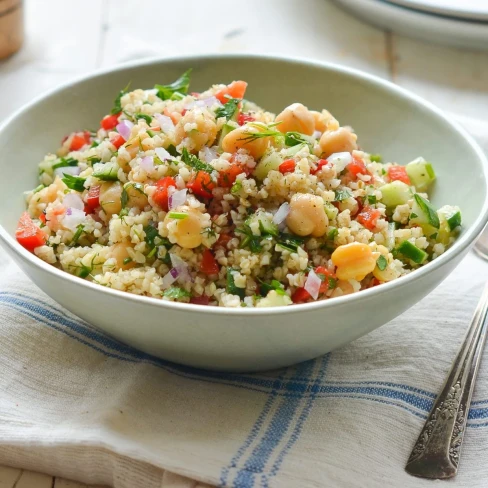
[405,281,488,479]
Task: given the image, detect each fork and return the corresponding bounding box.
[405,234,488,479]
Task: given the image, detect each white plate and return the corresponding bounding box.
[386,0,488,22]
[333,0,488,51]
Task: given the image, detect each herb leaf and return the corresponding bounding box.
[135,113,152,124]
[334,188,353,202]
[52,157,79,171]
[111,82,131,115]
[259,279,285,296]
[181,148,214,173]
[62,174,86,192]
[376,255,388,271]
[284,132,313,149]
[163,286,191,300]
[166,144,180,157]
[276,233,305,252]
[215,98,239,121]
[69,224,85,246]
[154,69,192,100]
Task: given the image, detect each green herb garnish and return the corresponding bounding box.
[370,154,383,163]
[276,233,305,252]
[163,286,191,300]
[259,279,285,296]
[166,144,180,157]
[62,174,86,192]
[69,225,85,246]
[135,113,152,124]
[327,227,338,240]
[235,225,263,253]
[33,184,45,194]
[215,98,240,121]
[92,163,119,181]
[52,157,79,171]
[123,257,133,265]
[111,82,131,115]
[334,188,353,201]
[154,69,192,100]
[367,195,377,205]
[168,212,188,220]
[231,180,242,195]
[376,255,387,271]
[181,148,214,173]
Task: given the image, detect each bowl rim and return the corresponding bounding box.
[1,52,487,317]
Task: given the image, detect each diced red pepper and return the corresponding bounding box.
[39,213,47,224]
[101,112,121,131]
[190,296,210,305]
[16,212,46,252]
[69,131,91,151]
[187,171,215,198]
[86,185,101,211]
[215,80,248,104]
[110,134,125,149]
[292,287,311,304]
[311,159,329,175]
[216,233,233,248]
[153,176,176,211]
[218,162,249,187]
[278,159,296,174]
[387,166,411,185]
[314,266,336,293]
[347,156,369,179]
[238,113,255,126]
[200,249,220,275]
[357,206,381,230]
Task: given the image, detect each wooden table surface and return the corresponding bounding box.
[0,0,487,486]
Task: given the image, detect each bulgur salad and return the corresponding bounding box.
[16,70,462,307]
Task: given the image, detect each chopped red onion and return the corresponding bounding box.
[304,269,321,300]
[140,156,154,172]
[62,208,86,231]
[116,120,134,141]
[169,188,187,210]
[155,147,171,161]
[54,166,80,179]
[202,146,218,163]
[63,192,84,210]
[155,114,175,133]
[162,268,178,288]
[327,152,352,172]
[273,202,290,225]
[198,96,220,108]
[170,253,191,283]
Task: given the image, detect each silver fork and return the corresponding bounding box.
[405,231,488,479]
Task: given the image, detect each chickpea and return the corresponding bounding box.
[286,193,329,237]
[275,103,315,136]
[124,183,148,210]
[174,108,217,152]
[99,181,122,217]
[221,123,271,160]
[110,243,136,270]
[311,110,339,133]
[331,242,379,281]
[165,208,204,249]
[319,127,358,159]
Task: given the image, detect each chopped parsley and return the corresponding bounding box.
[316,273,337,290]
[69,225,85,247]
[259,279,285,296]
[215,98,240,121]
[276,233,305,252]
[376,255,388,271]
[52,157,78,171]
[163,286,191,300]
[111,82,131,115]
[154,69,192,100]
[327,227,338,240]
[168,212,188,220]
[33,184,45,194]
[226,268,245,299]
[123,257,133,265]
[370,154,383,163]
[143,224,171,255]
[166,144,180,157]
[231,180,242,195]
[86,155,102,164]
[135,113,152,124]
[284,132,313,150]
[62,174,86,192]
[235,225,263,253]
[334,188,353,202]
[410,212,418,219]
[367,195,377,205]
[181,148,214,173]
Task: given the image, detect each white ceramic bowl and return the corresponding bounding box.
[1,54,487,372]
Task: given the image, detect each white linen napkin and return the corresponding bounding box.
[0,116,488,488]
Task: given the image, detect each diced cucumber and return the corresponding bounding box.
[324,202,339,221]
[282,143,307,158]
[226,267,245,299]
[39,159,55,177]
[245,211,278,237]
[253,148,283,180]
[218,122,236,149]
[438,205,462,231]
[410,193,440,229]
[406,157,436,191]
[397,240,428,264]
[92,162,119,181]
[379,180,412,207]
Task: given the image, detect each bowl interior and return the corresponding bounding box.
[0,55,486,247]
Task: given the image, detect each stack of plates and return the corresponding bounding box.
[333,0,488,50]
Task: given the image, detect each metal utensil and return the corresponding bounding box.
[405,245,488,479]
